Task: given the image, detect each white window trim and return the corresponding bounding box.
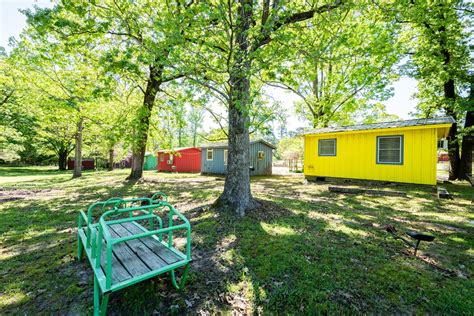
[376,135,404,165]
[318,139,337,156]
[224,149,228,165]
[207,149,214,161]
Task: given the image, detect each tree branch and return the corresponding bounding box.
[0,89,14,106]
[252,0,344,51]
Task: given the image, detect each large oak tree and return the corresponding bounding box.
[188,0,344,215]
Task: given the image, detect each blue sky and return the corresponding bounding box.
[0,0,418,130]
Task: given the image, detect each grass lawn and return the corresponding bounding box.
[0,166,473,314]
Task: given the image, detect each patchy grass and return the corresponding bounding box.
[0,166,473,314]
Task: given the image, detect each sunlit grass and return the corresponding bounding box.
[0,166,473,314]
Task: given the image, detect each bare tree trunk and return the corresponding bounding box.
[444,80,461,180]
[128,65,161,180]
[437,22,461,180]
[458,86,473,181]
[58,148,68,170]
[108,147,114,171]
[215,0,258,215]
[459,110,473,181]
[72,117,83,179]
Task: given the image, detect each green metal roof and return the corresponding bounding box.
[305,116,455,135]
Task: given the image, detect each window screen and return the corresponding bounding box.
[257,151,265,160]
[206,149,213,161]
[377,136,403,164]
[437,139,447,150]
[318,139,336,156]
[160,154,164,162]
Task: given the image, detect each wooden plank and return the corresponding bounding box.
[328,186,407,197]
[95,230,132,285]
[121,222,181,265]
[106,228,151,277]
[109,223,168,270]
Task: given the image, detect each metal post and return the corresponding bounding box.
[414,239,421,256]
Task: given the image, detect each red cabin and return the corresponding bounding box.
[68,158,95,170]
[157,147,201,173]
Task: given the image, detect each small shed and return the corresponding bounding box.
[114,156,132,169]
[157,147,201,173]
[67,158,95,170]
[303,117,454,185]
[201,139,276,175]
[144,152,158,170]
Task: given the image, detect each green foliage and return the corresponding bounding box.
[0,54,40,162]
[360,103,400,124]
[276,137,303,160]
[262,4,401,128]
[1,0,471,176]
[394,1,472,116]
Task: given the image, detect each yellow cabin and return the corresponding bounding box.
[303,117,454,185]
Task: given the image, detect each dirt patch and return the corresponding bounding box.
[0,188,58,203]
[246,199,294,221]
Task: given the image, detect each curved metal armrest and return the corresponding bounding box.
[170,207,190,226]
[160,202,191,260]
[151,192,168,203]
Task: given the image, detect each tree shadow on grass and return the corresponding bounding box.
[1,174,473,314]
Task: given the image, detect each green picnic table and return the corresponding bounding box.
[77,193,191,315]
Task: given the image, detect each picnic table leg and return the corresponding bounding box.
[170,263,190,290]
[94,275,110,316]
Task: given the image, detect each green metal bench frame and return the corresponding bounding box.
[77,193,191,315]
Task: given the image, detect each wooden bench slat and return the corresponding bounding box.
[106,228,151,278]
[95,233,133,285]
[109,223,168,270]
[121,222,181,265]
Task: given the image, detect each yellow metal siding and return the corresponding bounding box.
[304,127,439,185]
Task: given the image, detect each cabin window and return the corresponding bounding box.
[377,136,403,165]
[437,139,447,150]
[318,139,336,156]
[167,154,174,165]
[206,149,214,161]
[160,154,164,162]
[257,151,265,160]
[224,150,228,165]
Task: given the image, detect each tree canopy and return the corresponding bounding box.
[1,0,472,213]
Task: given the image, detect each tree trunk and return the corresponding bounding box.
[438,23,461,180]
[458,85,474,181]
[58,147,68,170]
[443,79,461,180]
[72,117,83,179]
[108,147,114,171]
[214,0,258,216]
[128,65,162,180]
[459,110,473,181]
